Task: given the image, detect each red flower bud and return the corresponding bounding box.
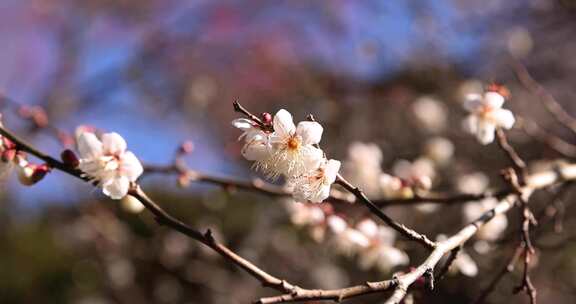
[18,163,50,185]
[61,149,80,167]
[261,112,272,124]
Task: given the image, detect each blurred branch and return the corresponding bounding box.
[512,62,576,134]
[520,117,576,158]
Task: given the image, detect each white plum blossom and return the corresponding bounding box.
[232,118,271,161]
[292,159,341,203]
[463,91,516,145]
[77,130,143,200]
[263,109,325,179]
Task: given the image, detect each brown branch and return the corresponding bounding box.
[336,174,436,250]
[496,128,527,179]
[255,280,397,304]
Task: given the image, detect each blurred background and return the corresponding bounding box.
[2,0,576,303]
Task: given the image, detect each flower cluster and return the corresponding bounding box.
[76,129,143,200]
[462,88,516,145]
[233,109,340,203]
[285,201,409,273]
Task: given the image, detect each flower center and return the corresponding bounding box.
[287,136,300,151]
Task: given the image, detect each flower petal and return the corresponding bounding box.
[323,159,341,184]
[77,132,103,159]
[296,121,323,145]
[273,109,295,138]
[121,151,144,181]
[463,94,483,112]
[302,146,324,171]
[484,92,505,109]
[102,132,127,155]
[232,118,255,131]
[102,176,130,200]
[492,109,515,129]
[242,138,270,161]
[476,120,496,145]
[462,115,478,134]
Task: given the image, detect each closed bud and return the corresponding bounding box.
[61,149,80,167]
[30,164,50,183]
[2,149,16,163]
[178,140,194,155]
[261,112,272,124]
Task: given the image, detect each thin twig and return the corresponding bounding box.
[336,174,436,250]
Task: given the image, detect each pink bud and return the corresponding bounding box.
[1,149,16,163]
[261,112,272,124]
[178,141,194,155]
[61,149,80,167]
[2,137,15,150]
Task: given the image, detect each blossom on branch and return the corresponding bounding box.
[76,130,143,200]
[234,108,339,203]
[232,118,271,161]
[462,90,516,145]
[292,159,341,203]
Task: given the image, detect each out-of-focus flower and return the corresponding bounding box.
[393,158,436,191]
[424,137,454,166]
[464,198,508,241]
[343,142,383,198]
[462,90,515,145]
[457,173,489,194]
[292,159,341,203]
[412,96,448,133]
[356,219,409,272]
[437,234,478,277]
[379,173,411,199]
[76,130,143,200]
[285,201,325,227]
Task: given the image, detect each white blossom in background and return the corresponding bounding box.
[379,173,408,199]
[457,173,490,194]
[464,197,508,242]
[437,234,478,277]
[285,201,325,227]
[76,130,143,200]
[232,118,271,162]
[292,159,341,203]
[356,219,409,272]
[412,96,448,133]
[343,142,383,198]
[462,90,516,145]
[393,158,437,212]
[393,158,436,191]
[424,137,454,166]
